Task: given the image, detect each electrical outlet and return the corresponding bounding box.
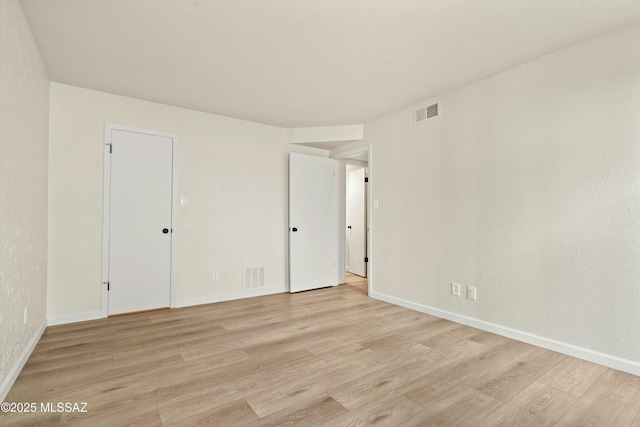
[24,307,28,325]
[467,285,477,301]
[212,272,219,281]
[451,282,461,296]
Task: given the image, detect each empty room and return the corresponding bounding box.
[1,0,640,425]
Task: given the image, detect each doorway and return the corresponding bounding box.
[346,164,367,278]
[286,146,373,296]
[333,146,372,295]
[101,124,179,316]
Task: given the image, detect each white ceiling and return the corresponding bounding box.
[20,0,640,129]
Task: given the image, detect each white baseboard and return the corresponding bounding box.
[47,311,103,326]
[370,290,640,377]
[0,322,46,402]
[46,288,287,325]
[174,287,285,308]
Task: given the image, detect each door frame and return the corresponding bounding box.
[333,145,373,295]
[101,123,179,317]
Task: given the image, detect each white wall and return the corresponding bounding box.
[358,22,640,370]
[0,0,49,399]
[48,83,326,323]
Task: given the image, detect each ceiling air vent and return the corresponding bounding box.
[415,103,439,123]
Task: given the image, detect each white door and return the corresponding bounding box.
[289,153,339,292]
[347,167,367,277]
[107,128,173,315]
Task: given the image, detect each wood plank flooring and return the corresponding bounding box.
[2,273,640,426]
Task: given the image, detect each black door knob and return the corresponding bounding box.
[292,227,298,232]
[347,225,352,229]
[162,228,169,234]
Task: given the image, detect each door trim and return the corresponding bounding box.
[332,145,373,296]
[101,123,179,318]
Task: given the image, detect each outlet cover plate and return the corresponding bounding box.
[451,282,461,297]
[467,285,477,301]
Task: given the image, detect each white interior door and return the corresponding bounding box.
[347,167,367,277]
[289,153,339,292]
[108,129,173,315]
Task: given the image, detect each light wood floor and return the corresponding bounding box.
[3,274,640,426]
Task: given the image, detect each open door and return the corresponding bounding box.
[289,153,339,292]
[347,167,367,277]
[106,127,173,315]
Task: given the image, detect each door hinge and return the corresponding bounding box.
[364,257,369,263]
[364,177,369,183]
[106,143,112,153]
[104,281,110,291]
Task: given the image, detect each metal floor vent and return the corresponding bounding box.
[243,265,265,291]
[415,103,438,122]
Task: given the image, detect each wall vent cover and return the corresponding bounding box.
[415,103,438,122]
[427,103,438,118]
[243,265,265,291]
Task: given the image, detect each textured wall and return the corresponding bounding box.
[0,0,49,395]
[364,22,640,363]
[48,84,325,322]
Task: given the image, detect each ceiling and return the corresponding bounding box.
[20,0,640,129]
